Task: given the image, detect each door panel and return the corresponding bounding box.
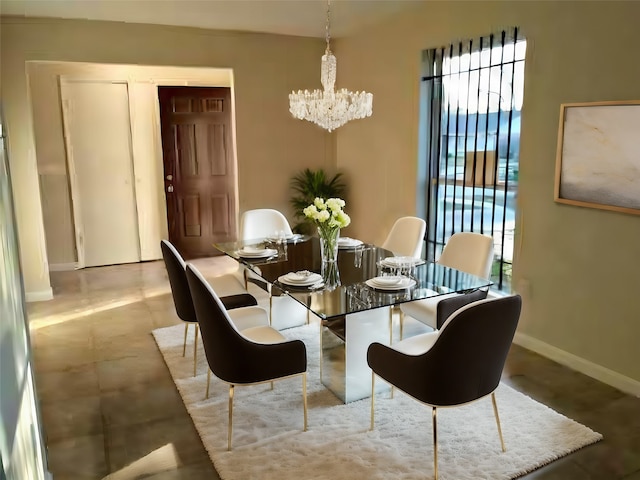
[61,80,140,267]
[158,87,237,258]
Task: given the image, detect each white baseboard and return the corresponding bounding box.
[48,262,78,271]
[514,331,640,398]
[25,288,53,302]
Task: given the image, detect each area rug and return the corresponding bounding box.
[152,322,602,480]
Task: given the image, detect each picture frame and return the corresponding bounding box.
[554,100,640,215]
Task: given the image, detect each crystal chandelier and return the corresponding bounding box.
[289,0,373,132]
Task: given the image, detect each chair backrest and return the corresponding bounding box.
[185,263,260,383]
[160,240,196,323]
[239,209,293,241]
[437,232,494,279]
[418,295,521,406]
[435,288,488,329]
[381,216,426,258]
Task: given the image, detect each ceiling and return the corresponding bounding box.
[0,0,422,38]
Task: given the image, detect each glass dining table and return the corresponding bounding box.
[214,235,492,403]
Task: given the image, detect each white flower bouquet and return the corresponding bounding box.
[303,197,350,289]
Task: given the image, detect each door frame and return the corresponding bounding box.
[151,75,239,243]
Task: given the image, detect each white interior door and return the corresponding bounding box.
[60,79,140,267]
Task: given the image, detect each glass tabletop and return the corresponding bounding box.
[214,236,492,319]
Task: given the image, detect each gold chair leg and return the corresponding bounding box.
[228,385,234,451]
[206,369,211,399]
[269,294,273,327]
[399,309,405,340]
[491,392,506,452]
[370,372,375,430]
[389,307,394,345]
[432,407,438,480]
[193,324,199,377]
[182,323,188,356]
[270,381,274,390]
[267,283,273,326]
[319,321,323,382]
[302,373,308,432]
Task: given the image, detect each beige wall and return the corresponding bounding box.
[336,1,640,389]
[1,17,331,298]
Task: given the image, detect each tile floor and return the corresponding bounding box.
[27,258,640,479]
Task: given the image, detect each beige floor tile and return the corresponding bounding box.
[36,363,100,402]
[41,395,103,443]
[94,332,160,362]
[100,378,186,427]
[33,343,95,372]
[105,417,210,473]
[46,433,108,479]
[96,351,171,392]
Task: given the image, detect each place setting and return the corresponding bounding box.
[277,270,324,290]
[337,236,364,249]
[235,245,279,260]
[264,232,308,243]
[365,274,416,291]
[379,255,425,269]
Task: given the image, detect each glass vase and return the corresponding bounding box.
[318,226,341,290]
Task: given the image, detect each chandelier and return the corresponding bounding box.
[288,0,373,132]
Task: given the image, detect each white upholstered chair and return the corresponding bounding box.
[400,232,494,330]
[236,209,308,330]
[381,217,427,335]
[381,216,426,259]
[239,208,293,240]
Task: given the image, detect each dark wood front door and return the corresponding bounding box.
[158,86,237,258]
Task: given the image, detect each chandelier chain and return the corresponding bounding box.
[325,0,332,53]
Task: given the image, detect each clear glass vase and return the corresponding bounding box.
[318,226,340,290]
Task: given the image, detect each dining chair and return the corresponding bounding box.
[185,264,308,451]
[161,240,261,376]
[381,216,427,259]
[368,294,522,480]
[400,232,494,330]
[239,208,293,240]
[237,209,308,329]
[380,216,427,339]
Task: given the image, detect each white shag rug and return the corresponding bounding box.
[152,323,602,480]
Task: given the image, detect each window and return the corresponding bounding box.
[418,28,526,291]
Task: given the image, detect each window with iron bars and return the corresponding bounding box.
[417,28,526,292]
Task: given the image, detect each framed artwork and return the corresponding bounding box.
[554,100,640,215]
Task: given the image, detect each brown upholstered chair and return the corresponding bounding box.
[161,240,258,376]
[434,288,487,329]
[185,264,308,451]
[368,294,522,480]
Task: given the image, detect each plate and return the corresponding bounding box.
[278,271,323,287]
[236,247,278,258]
[380,256,425,268]
[337,237,363,249]
[365,276,416,291]
[265,233,305,242]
